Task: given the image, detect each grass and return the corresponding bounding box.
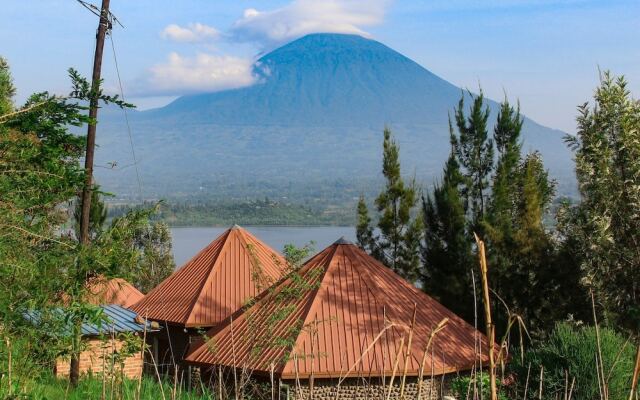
[1,375,215,400]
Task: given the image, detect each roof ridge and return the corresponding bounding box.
[185,228,234,325]
[284,243,340,366]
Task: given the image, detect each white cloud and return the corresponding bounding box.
[144,52,257,96]
[230,0,391,46]
[142,0,390,95]
[161,23,220,43]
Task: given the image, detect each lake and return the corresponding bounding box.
[170,226,356,266]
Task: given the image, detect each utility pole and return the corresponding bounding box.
[79,0,111,245]
[71,0,111,387]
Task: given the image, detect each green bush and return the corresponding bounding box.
[450,372,508,400]
[510,322,637,400]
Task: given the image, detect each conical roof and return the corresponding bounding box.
[186,240,489,378]
[84,277,144,308]
[130,226,285,327]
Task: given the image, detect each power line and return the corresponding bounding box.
[109,31,144,203]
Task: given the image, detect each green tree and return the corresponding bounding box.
[127,218,175,293]
[452,91,494,229]
[356,196,377,254]
[487,99,523,236]
[560,72,640,331]
[371,128,423,281]
[0,57,16,116]
[421,141,475,322]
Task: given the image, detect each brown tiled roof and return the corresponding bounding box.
[84,277,144,308]
[130,226,285,327]
[185,238,489,379]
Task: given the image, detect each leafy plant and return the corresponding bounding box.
[510,322,637,400]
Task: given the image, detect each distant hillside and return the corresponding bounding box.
[96,33,575,202]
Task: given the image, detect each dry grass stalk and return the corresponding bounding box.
[334,320,397,394]
[399,304,417,399]
[591,291,608,400]
[630,344,640,400]
[538,366,543,400]
[416,318,449,400]
[145,342,167,400]
[135,313,148,400]
[522,362,531,400]
[386,335,406,400]
[474,234,497,400]
[568,377,575,400]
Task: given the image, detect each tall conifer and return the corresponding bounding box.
[357,128,423,282]
[452,91,494,229]
[422,138,475,321]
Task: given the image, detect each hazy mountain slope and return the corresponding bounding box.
[96,33,574,200]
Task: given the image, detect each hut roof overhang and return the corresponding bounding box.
[185,239,489,379]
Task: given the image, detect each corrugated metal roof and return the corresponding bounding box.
[186,239,489,379]
[26,305,157,337]
[84,277,144,308]
[131,226,286,327]
[82,305,156,336]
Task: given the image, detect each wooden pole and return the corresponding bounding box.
[475,234,497,400]
[79,0,111,245]
[71,0,112,388]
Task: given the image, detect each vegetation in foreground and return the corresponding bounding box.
[2,375,213,400]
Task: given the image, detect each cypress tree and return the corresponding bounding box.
[374,128,423,281]
[422,139,475,322]
[487,99,523,234]
[356,196,376,254]
[452,91,494,230]
[357,128,423,283]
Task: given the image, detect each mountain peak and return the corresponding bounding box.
[259,32,409,65]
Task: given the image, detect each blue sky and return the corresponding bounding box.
[1,0,638,133]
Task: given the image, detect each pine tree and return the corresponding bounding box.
[0,57,16,116]
[374,128,423,281]
[452,91,494,229]
[357,128,423,282]
[487,99,523,234]
[422,140,475,322]
[356,196,376,254]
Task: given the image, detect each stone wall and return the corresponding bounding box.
[284,376,451,400]
[55,336,143,379]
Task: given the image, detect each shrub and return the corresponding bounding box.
[450,372,508,400]
[510,322,637,400]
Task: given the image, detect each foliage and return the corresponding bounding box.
[0,65,91,386]
[452,90,494,228]
[0,374,214,400]
[423,93,566,334]
[107,208,175,293]
[558,72,640,332]
[0,60,154,388]
[358,128,423,282]
[451,372,508,400]
[0,57,16,116]
[421,141,475,322]
[510,322,638,400]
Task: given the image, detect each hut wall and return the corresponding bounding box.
[55,337,143,379]
[284,376,453,400]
